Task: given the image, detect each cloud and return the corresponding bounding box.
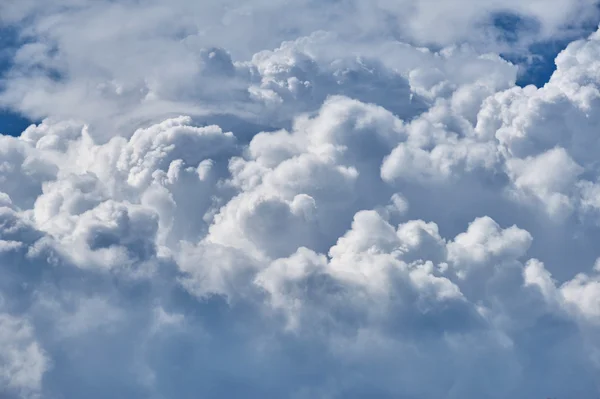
[2,1,600,398]
[0,0,593,133]
[0,312,48,398]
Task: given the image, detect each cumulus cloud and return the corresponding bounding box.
[2,1,600,398]
[0,0,594,132]
[0,312,48,398]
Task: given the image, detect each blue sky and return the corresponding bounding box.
[0,111,31,136]
[0,28,31,136]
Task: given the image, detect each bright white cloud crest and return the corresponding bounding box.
[1,1,600,398]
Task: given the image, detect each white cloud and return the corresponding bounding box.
[0,312,48,398]
[2,1,600,398]
[447,216,532,276]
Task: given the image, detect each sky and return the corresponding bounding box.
[2,1,600,398]
[0,27,34,136]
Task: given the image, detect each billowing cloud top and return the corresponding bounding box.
[1,1,600,398]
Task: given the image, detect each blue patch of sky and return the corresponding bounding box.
[492,11,600,87]
[514,40,573,87]
[0,27,34,137]
[0,111,33,136]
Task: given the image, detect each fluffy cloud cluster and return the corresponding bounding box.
[2,2,600,398]
[1,0,598,130]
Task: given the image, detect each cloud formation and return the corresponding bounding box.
[2,1,600,398]
[0,0,597,131]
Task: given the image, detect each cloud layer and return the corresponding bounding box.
[1,0,599,131]
[2,1,600,398]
